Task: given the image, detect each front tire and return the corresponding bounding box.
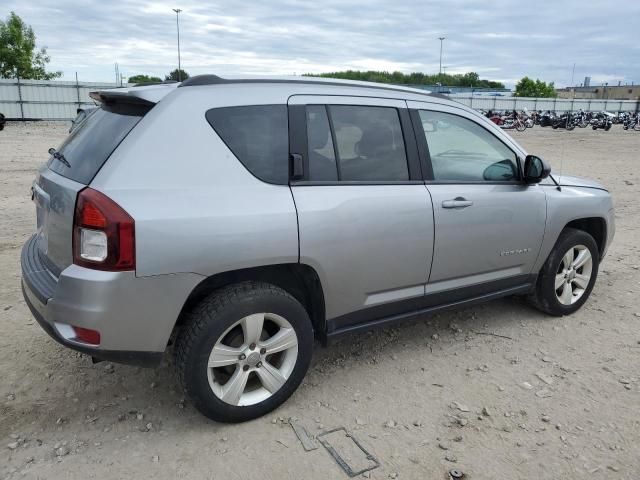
[175,282,314,422]
[528,228,599,316]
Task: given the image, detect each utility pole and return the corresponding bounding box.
[438,37,445,78]
[570,63,576,99]
[173,8,182,81]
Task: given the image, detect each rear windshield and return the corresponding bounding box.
[48,104,147,184]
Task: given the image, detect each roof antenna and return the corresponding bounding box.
[550,172,562,191]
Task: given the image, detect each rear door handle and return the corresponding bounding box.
[442,197,473,209]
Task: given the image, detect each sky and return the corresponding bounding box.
[4,0,639,88]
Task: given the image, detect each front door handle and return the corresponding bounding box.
[442,197,473,209]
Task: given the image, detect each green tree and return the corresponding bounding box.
[0,11,61,79]
[304,70,504,89]
[127,74,162,84]
[514,76,557,97]
[165,69,189,81]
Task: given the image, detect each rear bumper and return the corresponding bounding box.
[22,281,163,367]
[21,235,203,367]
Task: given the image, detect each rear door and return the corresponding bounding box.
[288,95,434,332]
[407,101,547,291]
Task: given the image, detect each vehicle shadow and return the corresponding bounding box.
[2,295,549,437]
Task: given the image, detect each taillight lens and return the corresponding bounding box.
[73,188,135,271]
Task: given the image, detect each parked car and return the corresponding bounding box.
[0,112,5,131]
[21,75,615,422]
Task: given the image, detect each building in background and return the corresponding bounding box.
[557,83,640,100]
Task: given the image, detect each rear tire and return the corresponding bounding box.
[528,228,599,316]
[174,281,314,422]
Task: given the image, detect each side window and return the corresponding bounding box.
[419,110,519,182]
[331,106,409,181]
[306,106,338,181]
[306,105,409,182]
[206,105,289,184]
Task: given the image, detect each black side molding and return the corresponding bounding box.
[326,276,536,342]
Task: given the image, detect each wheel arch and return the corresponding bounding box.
[564,217,607,258]
[174,263,327,343]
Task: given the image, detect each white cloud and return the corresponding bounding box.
[2,0,638,88]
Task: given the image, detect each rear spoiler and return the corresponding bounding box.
[89,83,178,106]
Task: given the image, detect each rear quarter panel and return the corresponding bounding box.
[90,86,299,277]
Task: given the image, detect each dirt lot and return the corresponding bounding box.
[1,122,639,480]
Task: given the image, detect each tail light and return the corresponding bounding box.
[73,188,135,271]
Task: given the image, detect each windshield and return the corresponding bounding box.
[48,105,146,184]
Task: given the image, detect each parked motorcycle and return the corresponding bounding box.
[623,113,640,131]
[591,112,613,131]
[574,111,589,128]
[489,112,527,132]
[523,114,535,128]
[552,113,576,130]
[538,111,556,127]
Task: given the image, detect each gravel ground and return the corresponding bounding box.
[1,121,639,480]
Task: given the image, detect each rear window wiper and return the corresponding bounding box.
[48,147,71,168]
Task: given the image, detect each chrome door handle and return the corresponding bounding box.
[442,197,473,209]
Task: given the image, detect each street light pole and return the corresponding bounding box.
[173,8,182,81]
[438,37,445,78]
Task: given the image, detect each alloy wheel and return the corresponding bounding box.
[206,312,299,406]
[554,245,593,305]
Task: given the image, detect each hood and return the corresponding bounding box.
[552,174,608,191]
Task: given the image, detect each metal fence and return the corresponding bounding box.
[0,78,127,121]
[449,94,640,113]
[1,78,638,121]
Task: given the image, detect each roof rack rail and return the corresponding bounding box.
[178,74,436,98]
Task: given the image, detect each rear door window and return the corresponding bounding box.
[306,105,338,181]
[49,105,146,184]
[206,105,289,184]
[331,105,408,181]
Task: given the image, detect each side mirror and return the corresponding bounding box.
[523,155,551,183]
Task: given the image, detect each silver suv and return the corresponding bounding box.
[21,75,615,422]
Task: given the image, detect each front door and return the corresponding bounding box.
[288,96,434,331]
[408,101,547,292]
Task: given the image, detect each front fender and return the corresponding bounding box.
[534,185,614,272]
